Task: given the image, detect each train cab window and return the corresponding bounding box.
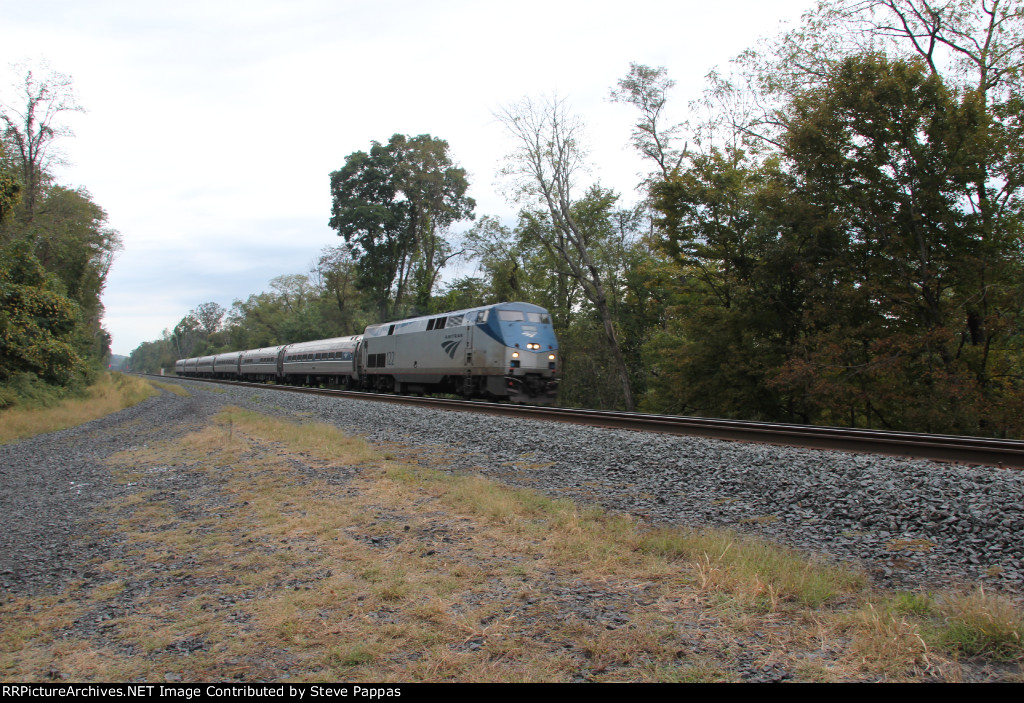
[476,310,489,324]
[498,310,525,321]
[527,312,552,324]
[464,311,478,324]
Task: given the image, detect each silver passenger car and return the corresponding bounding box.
[281,335,361,387]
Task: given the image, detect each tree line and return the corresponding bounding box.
[1,62,121,408]
[134,1,1024,438]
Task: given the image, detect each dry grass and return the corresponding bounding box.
[1,406,1021,683]
[146,379,191,397]
[0,373,157,445]
[638,528,866,611]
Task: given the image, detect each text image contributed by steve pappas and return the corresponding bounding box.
[1,684,404,699]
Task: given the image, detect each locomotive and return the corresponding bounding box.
[175,301,559,404]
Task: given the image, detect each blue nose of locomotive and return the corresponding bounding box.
[486,303,558,351]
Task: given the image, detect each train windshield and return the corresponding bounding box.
[497,310,551,324]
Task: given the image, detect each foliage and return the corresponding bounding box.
[496,96,642,410]
[0,239,84,387]
[0,171,18,222]
[328,134,474,318]
[609,62,686,178]
[630,4,1024,436]
[0,61,83,220]
[0,62,118,402]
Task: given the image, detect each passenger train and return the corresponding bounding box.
[176,301,559,404]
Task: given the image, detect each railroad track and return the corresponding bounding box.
[155,375,1024,469]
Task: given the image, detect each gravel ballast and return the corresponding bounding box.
[3,379,1023,598]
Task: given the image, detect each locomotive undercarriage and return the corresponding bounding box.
[358,372,557,405]
[503,373,558,404]
[226,370,556,406]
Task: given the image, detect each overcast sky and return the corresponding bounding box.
[2,0,814,355]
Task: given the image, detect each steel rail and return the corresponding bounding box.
[156,375,1024,469]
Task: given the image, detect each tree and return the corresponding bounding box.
[646,47,1024,434]
[772,53,1019,432]
[462,215,529,304]
[496,96,637,410]
[328,134,474,319]
[315,245,368,334]
[192,302,226,338]
[0,143,18,223]
[0,239,83,386]
[610,63,686,178]
[650,147,822,422]
[623,1,1024,434]
[0,61,84,222]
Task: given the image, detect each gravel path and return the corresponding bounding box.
[3,379,1023,599]
[0,389,221,595]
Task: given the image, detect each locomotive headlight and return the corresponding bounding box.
[548,354,556,360]
[527,343,540,350]
[511,352,519,358]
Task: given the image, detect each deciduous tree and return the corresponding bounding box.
[0,239,83,385]
[496,96,637,410]
[0,61,83,222]
[610,63,686,178]
[328,134,474,319]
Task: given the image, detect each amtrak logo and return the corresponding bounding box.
[522,325,538,338]
[441,339,462,358]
